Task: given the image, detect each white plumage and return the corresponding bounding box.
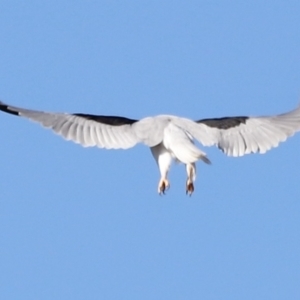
[1,101,300,195]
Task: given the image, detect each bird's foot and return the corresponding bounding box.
[158,178,170,195]
[186,180,194,196]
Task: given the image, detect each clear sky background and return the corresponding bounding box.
[1,1,300,299]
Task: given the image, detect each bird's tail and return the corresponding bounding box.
[163,123,211,164]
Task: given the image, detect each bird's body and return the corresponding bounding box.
[1,101,300,194]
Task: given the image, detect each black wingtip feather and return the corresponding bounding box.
[201,155,212,165]
[0,102,20,116]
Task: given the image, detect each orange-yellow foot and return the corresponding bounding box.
[186,180,194,196]
[158,178,170,195]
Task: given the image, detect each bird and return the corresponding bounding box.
[1,101,300,195]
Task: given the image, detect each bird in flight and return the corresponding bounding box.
[1,101,300,195]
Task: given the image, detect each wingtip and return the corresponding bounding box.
[201,155,212,165]
[0,101,20,116]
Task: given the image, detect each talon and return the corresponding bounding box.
[160,181,166,195]
[158,179,170,195]
[186,181,194,196]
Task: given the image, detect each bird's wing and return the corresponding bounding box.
[172,105,300,157]
[0,101,142,149]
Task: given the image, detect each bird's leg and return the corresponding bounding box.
[157,154,171,195]
[186,163,196,196]
[150,144,173,195]
[158,177,170,195]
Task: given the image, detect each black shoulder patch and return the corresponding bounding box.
[0,103,19,116]
[197,116,249,129]
[73,113,138,126]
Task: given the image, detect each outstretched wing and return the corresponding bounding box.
[3,101,299,155]
[174,105,300,157]
[0,101,140,149]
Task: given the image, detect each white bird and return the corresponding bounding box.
[1,101,300,195]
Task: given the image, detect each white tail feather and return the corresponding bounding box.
[163,123,211,164]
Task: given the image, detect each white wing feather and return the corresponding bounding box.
[174,105,300,157]
[1,101,299,157]
[0,102,140,149]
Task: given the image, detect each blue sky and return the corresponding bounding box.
[1,1,300,299]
